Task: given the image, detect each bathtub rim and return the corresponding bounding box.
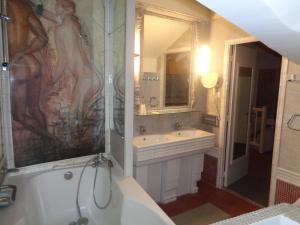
[5,154,124,179]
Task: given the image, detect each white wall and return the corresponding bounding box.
[143,58,157,72]
[208,17,249,146]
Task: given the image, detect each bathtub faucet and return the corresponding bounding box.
[0,185,17,207]
[92,153,113,168]
[0,167,19,207]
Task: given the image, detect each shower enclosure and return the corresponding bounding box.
[0,0,126,168]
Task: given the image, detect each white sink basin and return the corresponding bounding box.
[170,129,214,139]
[252,215,299,225]
[134,134,173,148]
[134,129,216,162]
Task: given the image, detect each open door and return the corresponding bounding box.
[224,45,256,187]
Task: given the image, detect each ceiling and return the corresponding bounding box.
[196,0,300,64]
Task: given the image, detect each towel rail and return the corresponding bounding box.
[287,114,300,131]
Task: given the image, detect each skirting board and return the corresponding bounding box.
[277,167,300,187]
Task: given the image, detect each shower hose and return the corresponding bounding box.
[76,155,113,221]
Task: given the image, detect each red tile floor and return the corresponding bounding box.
[159,181,261,218]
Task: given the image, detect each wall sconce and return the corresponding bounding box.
[201,72,219,89]
[134,29,141,83]
[134,28,142,108]
[197,45,211,76]
[196,45,219,89]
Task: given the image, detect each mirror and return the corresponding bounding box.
[165,51,191,106]
[136,12,199,115]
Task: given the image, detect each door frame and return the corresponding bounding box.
[217,36,257,188]
[217,36,286,205]
[224,44,257,187]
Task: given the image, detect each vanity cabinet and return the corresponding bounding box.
[134,152,205,203]
[133,129,215,203]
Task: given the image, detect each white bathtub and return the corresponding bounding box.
[0,156,175,225]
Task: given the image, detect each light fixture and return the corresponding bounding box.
[201,72,219,89]
[134,29,141,83]
[197,45,211,76]
[134,28,142,109]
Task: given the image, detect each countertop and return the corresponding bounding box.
[212,203,300,225]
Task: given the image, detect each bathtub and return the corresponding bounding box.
[0,156,175,225]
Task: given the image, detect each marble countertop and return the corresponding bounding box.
[212,203,300,225]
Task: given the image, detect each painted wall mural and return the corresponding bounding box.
[7,0,105,167]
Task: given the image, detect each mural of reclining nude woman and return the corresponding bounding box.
[8,0,53,140]
[43,0,102,117]
[8,0,104,166]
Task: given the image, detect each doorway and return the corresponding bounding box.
[224,41,282,206]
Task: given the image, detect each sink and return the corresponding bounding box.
[170,129,214,139]
[134,134,175,148]
[252,215,299,225]
[133,129,216,162]
[134,134,168,146]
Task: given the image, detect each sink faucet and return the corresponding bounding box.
[174,122,183,131]
[138,125,146,135]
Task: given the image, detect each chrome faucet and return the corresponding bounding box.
[174,122,183,131]
[138,125,146,135]
[0,167,19,207]
[0,185,17,207]
[92,153,113,168]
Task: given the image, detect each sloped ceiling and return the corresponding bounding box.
[196,0,300,64]
[144,15,190,58]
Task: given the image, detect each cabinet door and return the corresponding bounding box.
[161,159,180,203]
[177,154,204,196]
[134,163,163,202]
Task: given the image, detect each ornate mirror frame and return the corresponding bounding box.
[134,3,205,115]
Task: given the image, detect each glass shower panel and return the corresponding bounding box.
[0,99,3,163]
[109,0,126,168]
[7,0,105,167]
[111,0,125,137]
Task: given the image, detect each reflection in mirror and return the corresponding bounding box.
[141,14,193,110]
[165,51,190,106]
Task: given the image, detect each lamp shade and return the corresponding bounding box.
[201,72,219,88]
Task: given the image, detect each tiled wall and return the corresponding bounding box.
[110,0,126,168]
[278,73,300,173]
[275,180,300,204]
[134,111,212,136]
[271,61,300,204]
